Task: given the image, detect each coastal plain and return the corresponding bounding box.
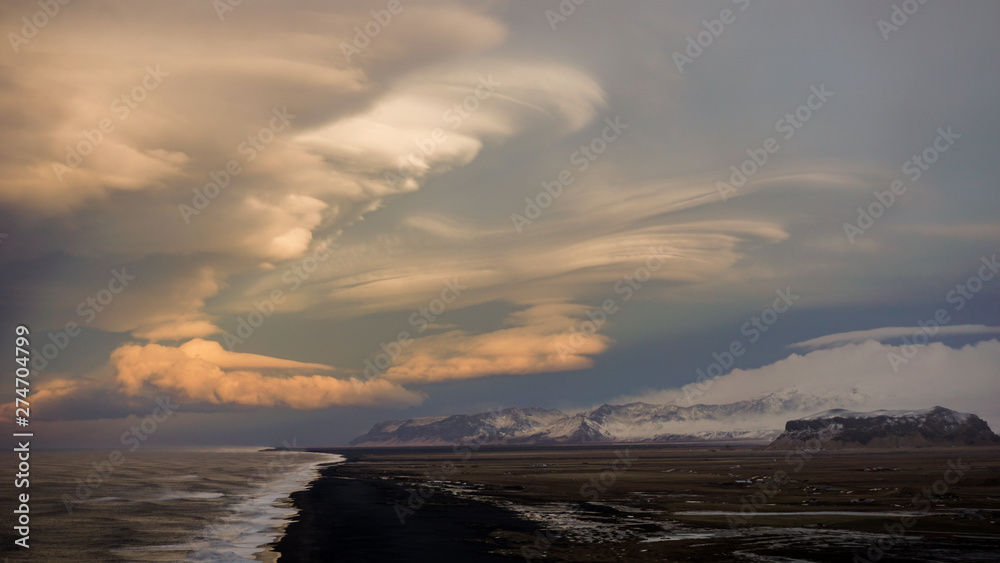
[278,445,1000,561]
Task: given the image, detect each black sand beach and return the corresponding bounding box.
[273,462,537,562]
[274,445,1000,562]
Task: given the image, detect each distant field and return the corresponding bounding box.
[315,444,1000,561]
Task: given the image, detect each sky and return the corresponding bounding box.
[1,0,998,448]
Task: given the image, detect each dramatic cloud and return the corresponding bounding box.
[110,341,425,409]
[2,1,999,444]
[381,304,612,383]
[295,60,605,194]
[0,0,506,215]
[0,375,142,422]
[0,2,609,352]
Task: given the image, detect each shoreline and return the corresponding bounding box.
[271,460,539,562]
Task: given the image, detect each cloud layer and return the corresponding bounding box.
[790,325,1000,349]
[1,1,999,438]
[110,340,425,409]
[620,339,1000,428]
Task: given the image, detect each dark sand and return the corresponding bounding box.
[273,462,539,562]
[276,445,1000,562]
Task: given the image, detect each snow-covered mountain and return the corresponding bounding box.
[349,388,868,446]
[768,406,1000,449]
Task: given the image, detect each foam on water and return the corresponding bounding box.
[154,491,226,501]
[98,450,344,562]
[183,452,344,561]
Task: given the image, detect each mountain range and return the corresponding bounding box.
[349,388,871,446]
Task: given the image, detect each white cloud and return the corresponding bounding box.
[790,325,1000,349]
[293,59,606,194]
[618,339,1000,429]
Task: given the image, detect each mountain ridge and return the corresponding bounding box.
[767,406,1000,449]
[349,388,869,446]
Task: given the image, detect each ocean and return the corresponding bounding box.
[1,448,342,562]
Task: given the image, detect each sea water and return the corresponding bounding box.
[1,448,341,561]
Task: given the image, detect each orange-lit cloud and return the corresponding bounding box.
[1,376,83,421]
[382,304,612,383]
[111,341,424,408]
